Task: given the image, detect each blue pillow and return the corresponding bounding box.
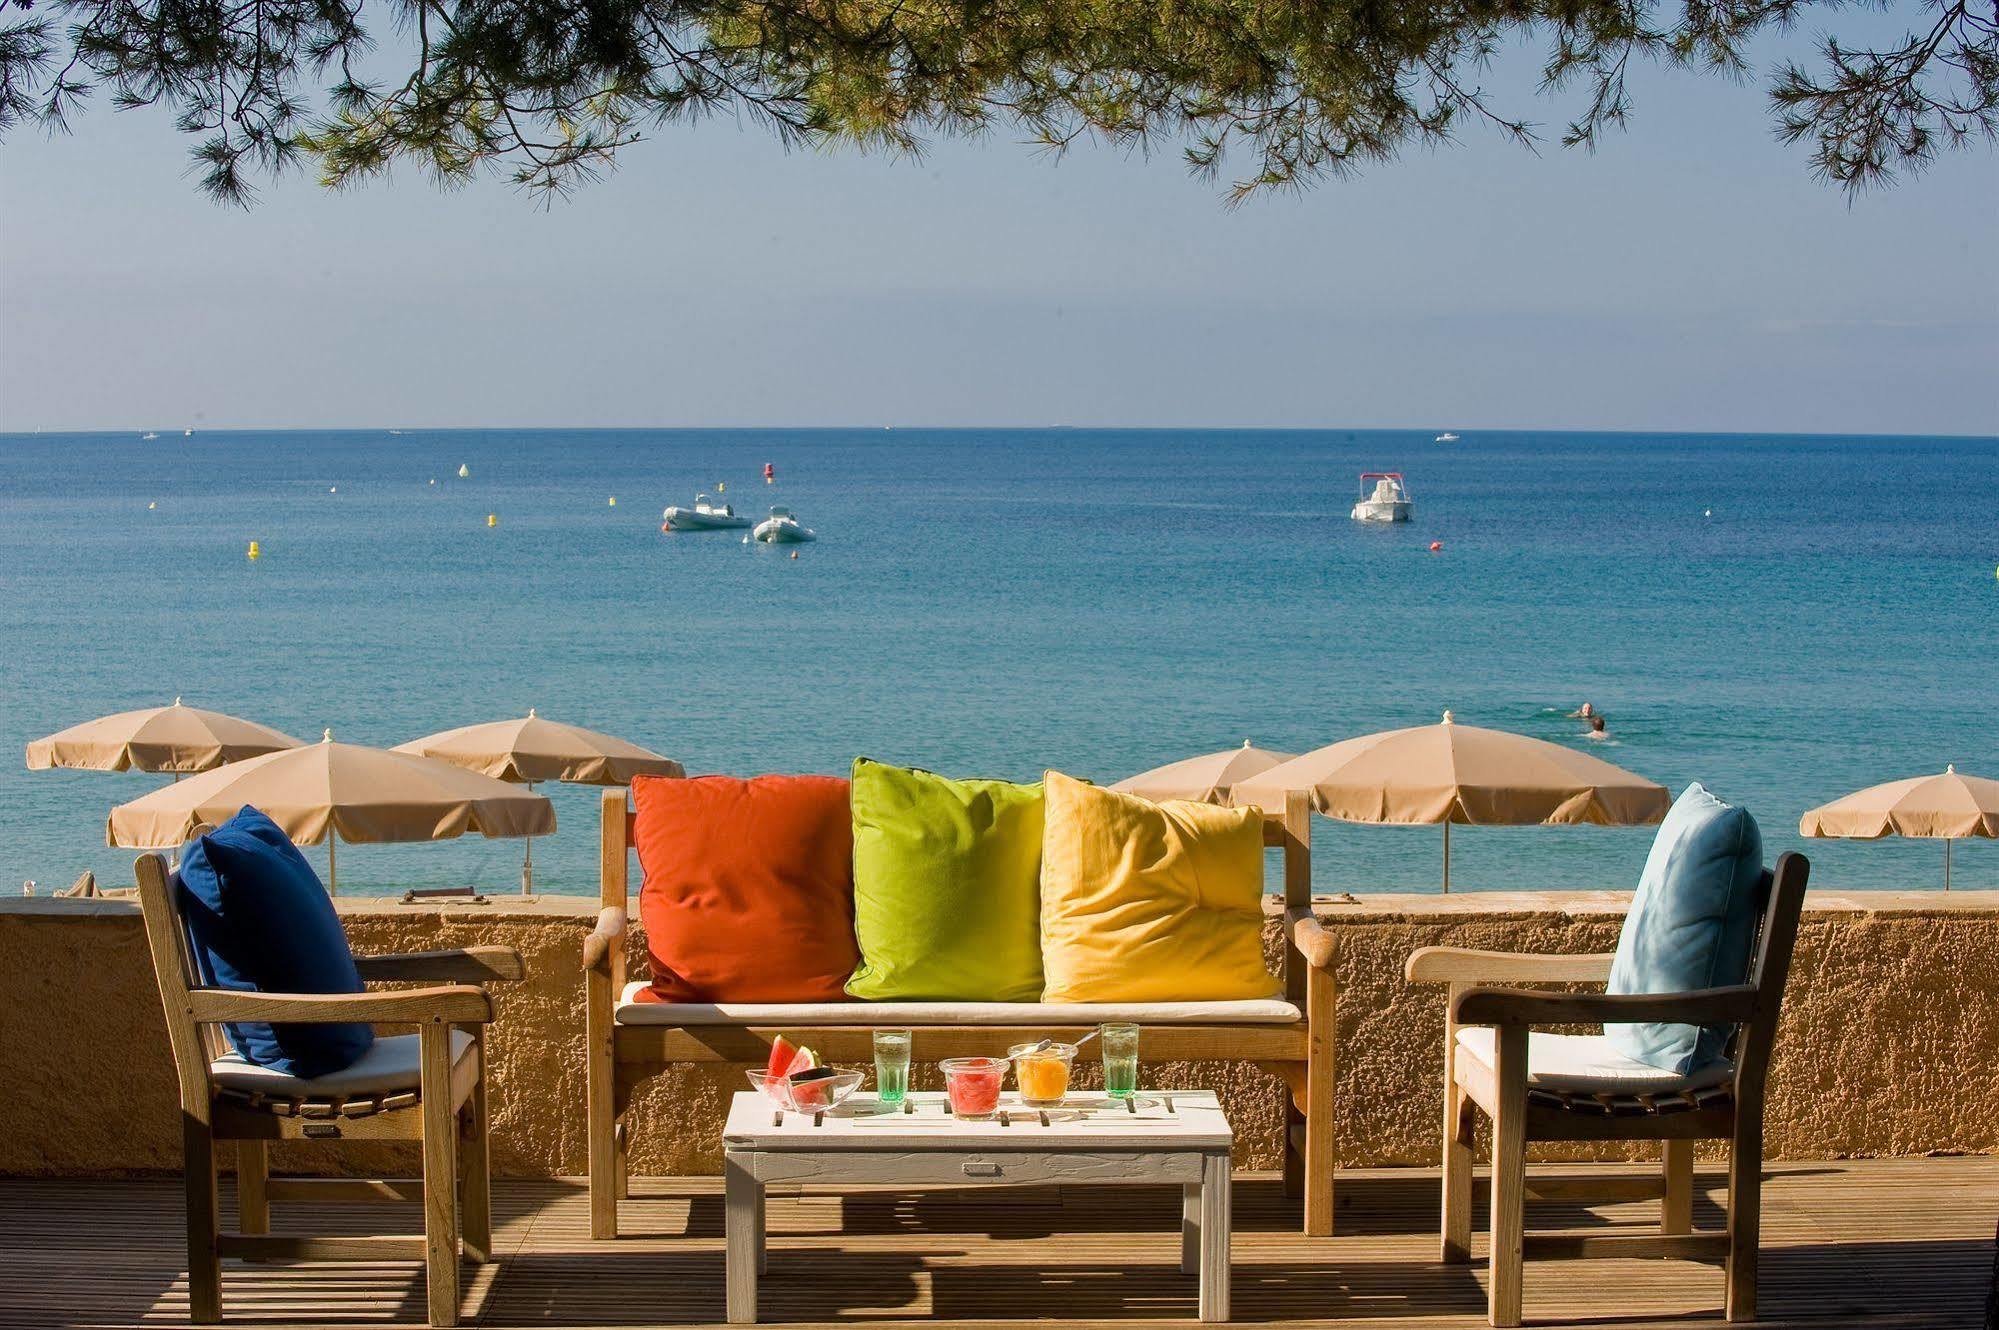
[176,807,374,1078]
[1606,783,1764,1075]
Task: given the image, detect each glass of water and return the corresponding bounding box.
[1100,1022,1140,1098]
[873,1029,912,1105]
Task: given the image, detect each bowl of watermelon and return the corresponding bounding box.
[751,1036,864,1115]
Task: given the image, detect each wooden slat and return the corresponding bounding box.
[216,1234,429,1261]
[265,1177,426,1202]
[0,1157,1989,1329]
[615,1024,1311,1066]
[1522,1229,1732,1261]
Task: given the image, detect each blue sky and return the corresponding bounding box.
[1,26,1994,434]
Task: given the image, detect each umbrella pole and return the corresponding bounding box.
[522,783,536,896]
[328,834,337,896]
[1442,821,1451,895]
[1945,839,1952,892]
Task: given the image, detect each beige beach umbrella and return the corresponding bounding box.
[1110,740,1298,804]
[106,730,554,893]
[395,710,683,893]
[1799,765,1997,890]
[27,698,301,776]
[1232,711,1670,892]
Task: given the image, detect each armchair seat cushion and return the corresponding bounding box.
[211,1029,478,1104]
[1455,1027,1734,1098]
[615,981,1301,1025]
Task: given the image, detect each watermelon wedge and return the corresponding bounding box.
[765,1036,819,1080]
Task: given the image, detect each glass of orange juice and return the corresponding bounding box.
[1009,1042,1078,1107]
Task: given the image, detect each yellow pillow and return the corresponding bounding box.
[1039,770,1275,1003]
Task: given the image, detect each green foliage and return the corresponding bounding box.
[1,0,1992,204]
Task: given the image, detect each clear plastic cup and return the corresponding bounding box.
[1009,1042,1077,1107]
[939,1056,1007,1119]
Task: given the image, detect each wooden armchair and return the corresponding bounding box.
[134,853,525,1326]
[1405,851,1809,1327]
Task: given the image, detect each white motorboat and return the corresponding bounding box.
[753,506,816,543]
[1434,432,1459,442]
[1350,472,1413,523]
[663,493,752,530]
[140,432,158,440]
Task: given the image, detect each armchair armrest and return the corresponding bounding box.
[354,946,524,983]
[1284,906,1337,971]
[581,906,627,973]
[1405,946,1616,985]
[1453,983,1757,1028]
[188,984,494,1025]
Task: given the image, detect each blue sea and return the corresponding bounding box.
[1,428,1993,897]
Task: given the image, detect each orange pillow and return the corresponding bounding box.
[631,773,858,1003]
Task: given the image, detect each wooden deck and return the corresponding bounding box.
[2,1158,1991,1328]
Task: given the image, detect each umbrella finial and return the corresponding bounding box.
[1442,710,1454,725]
[173,696,182,707]
[1947,763,1955,774]
[529,708,537,719]
[322,728,333,743]
[1242,738,1252,748]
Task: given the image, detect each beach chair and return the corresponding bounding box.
[134,852,523,1326]
[1407,849,1810,1327]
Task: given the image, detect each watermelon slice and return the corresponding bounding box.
[765,1036,819,1080]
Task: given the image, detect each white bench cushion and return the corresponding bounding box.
[1455,1027,1734,1097]
[211,1029,479,1103]
[616,981,1301,1026]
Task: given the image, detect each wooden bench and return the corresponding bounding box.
[582,788,1339,1237]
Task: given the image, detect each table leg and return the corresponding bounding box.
[725,1153,760,1324]
[1181,1182,1201,1275]
[1199,1151,1231,1322]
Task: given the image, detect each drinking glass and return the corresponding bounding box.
[873,1029,912,1105]
[1100,1022,1140,1098]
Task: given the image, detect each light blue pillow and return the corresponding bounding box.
[1605,783,1764,1075]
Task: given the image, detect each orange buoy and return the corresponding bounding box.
[763,462,776,483]
[1429,540,1442,552]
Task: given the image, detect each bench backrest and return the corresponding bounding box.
[599,787,1316,1002]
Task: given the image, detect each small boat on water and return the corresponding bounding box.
[1351,472,1413,523]
[753,506,815,544]
[663,494,752,531]
[140,432,158,440]
[1434,432,1459,443]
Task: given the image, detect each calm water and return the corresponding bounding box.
[2,428,1993,897]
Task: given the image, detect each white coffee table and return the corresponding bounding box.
[721,1089,1233,1324]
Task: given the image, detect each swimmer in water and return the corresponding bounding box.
[1568,701,1596,719]
[1587,714,1608,738]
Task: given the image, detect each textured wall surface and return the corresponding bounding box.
[2,889,1994,1179]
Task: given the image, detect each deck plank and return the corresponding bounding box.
[0,1157,1990,1328]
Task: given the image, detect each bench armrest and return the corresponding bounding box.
[581,906,627,973]
[188,984,493,1025]
[1284,906,1337,970]
[355,946,524,983]
[1452,983,1757,1027]
[1405,946,1616,985]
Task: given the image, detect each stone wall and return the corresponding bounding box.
[2,889,1993,1179]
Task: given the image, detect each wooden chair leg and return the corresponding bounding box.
[1442,1081,1474,1263]
[1662,1138,1694,1236]
[587,1032,618,1239]
[460,1048,492,1264]
[615,1120,632,1201]
[420,1027,462,1328]
[1724,1121,1762,1322]
[1488,1026,1527,1329]
[184,1115,222,1324]
[1302,965,1336,1237]
[1281,1095,1305,1200]
[236,1139,269,1237]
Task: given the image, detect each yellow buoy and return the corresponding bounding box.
[458,463,471,478]
[608,496,617,507]
[717,481,725,493]
[486,514,497,528]
[247,541,261,559]
[147,501,156,510]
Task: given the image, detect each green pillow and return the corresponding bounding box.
[846,757,1045,1001]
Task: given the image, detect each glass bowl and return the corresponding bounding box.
[747,1068,865,1115]
[1009,1042,1078,1107]
[939,1056,1008,1119]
